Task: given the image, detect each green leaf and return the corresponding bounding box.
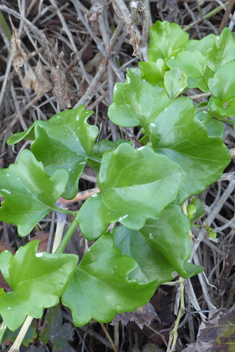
[113,205,203,280]
[208,96,235,119]
[138,59,166,86]
[207,27,235,72]
[7,106,98,200]
[187,76,209,92]
[187,197,205,221]
[88,139,127,171]
[205,120,224,138]
[148,21,189,61]
[62,234,157,327]
[7,124,35,145]
[186,34,217,56]
[108,70,171,129]
[0,241,77,331]
[164,68,187,99]
[0,150,70,236]
[208,61,235,104]
[167,50,207,77]
[196,110,224,137]
[187,66,214,92]
[77,143,184,240]
[150,98,231,204]
[40,305,74,352]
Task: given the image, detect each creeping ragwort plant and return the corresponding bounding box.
[0,20,234,345]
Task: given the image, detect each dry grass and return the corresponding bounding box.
[1,1,235,351]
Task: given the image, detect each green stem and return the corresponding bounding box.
[0,11,11,41]
[87,155,101,163]
[183,3,228,32]
[55,213,80,254]
[196,105,208,112]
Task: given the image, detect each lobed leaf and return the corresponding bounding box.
[208,61,235,103]
[167,50,207,78]
[186,34,217,56]
[138,59,166,86]
[62,234,157,327]
[0,241,77,331]
[7,106,98,199]
[207,27,235,72]
[108,70,170,129]
[0,150,70,236]
[150,98,231,204]
[77,143,184,240]
[112,205,203,281]
[148,21,189,61]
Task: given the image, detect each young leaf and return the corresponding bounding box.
[208,61,235,103]
[0,241,78,331]
[148,21,189,61]
[187,197,205,221]
[112,205,203,280]
[186,34,217,56]
[167,50,207,78]
[62,234,157,327]
[77,144,184,240]
[138,59,166,86]
[207,27,235,72]
[150,98,231,204]
[0,150,71,237]
[108,70,170,129]
[164,68,187,99]
[7,106,98,199]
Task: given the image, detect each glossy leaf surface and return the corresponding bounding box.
[62,234,157,327]
[207,27,235,72]
[186,34,217,56]
[208,61,235,103]
[7,106,98,199]
[139,59,166,86]
[0,150,70,236]
[108,70,170,129]
[148,21,189,61]
[77,143,184,240]
[150,98,231,204]
[0,241,77,331]
[167,50,207,77]
[164,68,187,99]
[112,205,203,281]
